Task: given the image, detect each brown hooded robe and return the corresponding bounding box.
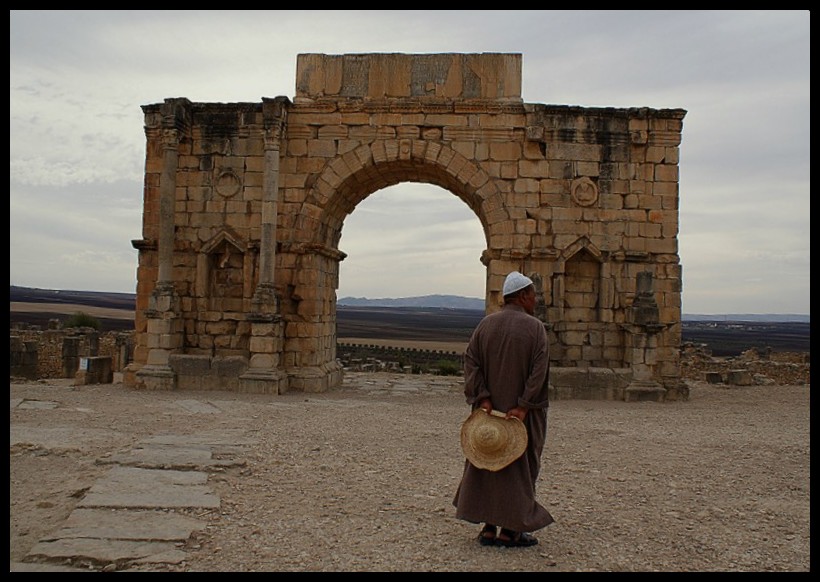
[453,303,554,532]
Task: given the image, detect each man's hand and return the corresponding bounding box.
[506,406,528,421]
[478,399,492,413]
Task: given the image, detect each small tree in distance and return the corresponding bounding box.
[63,311,101,330]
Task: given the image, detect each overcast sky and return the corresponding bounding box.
[10,10,809,315]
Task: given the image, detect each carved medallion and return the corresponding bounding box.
[215,170,241,198]
[571,177,598,207]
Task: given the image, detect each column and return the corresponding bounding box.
[136,99,188,390]
[623,271,667,401]
[250,97,289,315]
[241,97,290,394]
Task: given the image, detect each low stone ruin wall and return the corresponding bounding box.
[337,342,464,374]
[10,329,809,391]
[10,326,133,381]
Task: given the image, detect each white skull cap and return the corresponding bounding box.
[502,271,534,296]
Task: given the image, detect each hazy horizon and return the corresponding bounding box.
[9,284,809,318]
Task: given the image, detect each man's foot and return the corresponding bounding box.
[478,523,497,546]
[495,528,538,547]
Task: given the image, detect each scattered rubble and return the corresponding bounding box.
[680,344,809,386]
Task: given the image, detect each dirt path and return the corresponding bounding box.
[10,375,810,572]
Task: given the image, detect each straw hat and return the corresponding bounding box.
[460,409,528,471]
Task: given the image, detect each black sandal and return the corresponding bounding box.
[478,523,497,546]
[495,528,538,547]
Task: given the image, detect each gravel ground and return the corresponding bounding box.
[10,373,810,572]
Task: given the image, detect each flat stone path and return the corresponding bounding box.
[10,418,253,572]
[10,373,462,572]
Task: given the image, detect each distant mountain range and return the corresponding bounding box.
[681,313,809,323]
[338,294,485,310]
[10,286,809,323]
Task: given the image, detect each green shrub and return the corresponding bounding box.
[63,311,101,330]
[434,359,462,376]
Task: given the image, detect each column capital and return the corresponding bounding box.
[262,96,291,150]
[161,128,180,150]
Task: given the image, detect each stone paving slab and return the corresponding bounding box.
[16,439,227,571]
[78,466,220,509]
[25,538,185,566]
[143,430,256,447]
[42,508,207,541]
[173,399,223,414]
[14,398,60,410]
[107,432,252,469]
[10,560,91,572]
[10,425,121,451]
[304,397,378,409]
[11,406,259,570]
[105,443,218,469]
[25,509,204,568]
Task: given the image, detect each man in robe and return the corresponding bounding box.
[453,271,554,547]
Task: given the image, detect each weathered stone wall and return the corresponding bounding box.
[337,341,464,373]
[680,344,810,386]
[9,327,133,380]
[10,336,38,379]
[131,53,686,400]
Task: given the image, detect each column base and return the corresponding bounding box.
[286,361,344,393]
[239,368,288,394]
[624,380,667,402]
[134,364,177,391]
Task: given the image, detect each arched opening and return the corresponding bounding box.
[338,183,486,300]
[335,182,487,372]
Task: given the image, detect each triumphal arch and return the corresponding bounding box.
[127,53,687,401]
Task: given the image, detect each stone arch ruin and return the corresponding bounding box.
[127,53,687,401]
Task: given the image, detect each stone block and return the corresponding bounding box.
[212,356,249,378]
[296,53,522,100]
[74,356,114,385]
[169,355,212,376]
[727,369,753,386]
[705,372,723,384]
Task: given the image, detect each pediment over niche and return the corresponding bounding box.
[201,229,246,256]
[561,237,603,263]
